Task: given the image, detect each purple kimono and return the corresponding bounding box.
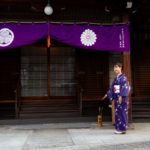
[107,74,130,132]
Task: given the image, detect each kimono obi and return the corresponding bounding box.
[113,85,120,93]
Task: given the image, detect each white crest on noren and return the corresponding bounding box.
[0,28,14,47]
[80,29,97,46]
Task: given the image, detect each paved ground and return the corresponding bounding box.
[0,122,150,150]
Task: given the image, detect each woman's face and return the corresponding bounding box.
[113,65,122,75]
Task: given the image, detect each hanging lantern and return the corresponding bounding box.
[44,3,53,15]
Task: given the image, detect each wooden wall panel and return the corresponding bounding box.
[0,49,20,100]
[76,50,109,99]
[133,44,150,97]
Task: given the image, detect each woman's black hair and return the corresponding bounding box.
[114,62,123,69]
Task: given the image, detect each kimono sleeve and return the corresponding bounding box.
[107,79,115,102]
[107,89,113,102]
[120,76,130,96]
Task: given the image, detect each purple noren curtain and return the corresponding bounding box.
[0,23,48,50]
[0,23,130,52]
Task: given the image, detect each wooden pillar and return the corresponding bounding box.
[122,14,132,123]
[110,16,132,124]
[123,52,132,122]
[47,46,50,97]
[111,100,115,125]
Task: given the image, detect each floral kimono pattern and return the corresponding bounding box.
[107,74,130,132]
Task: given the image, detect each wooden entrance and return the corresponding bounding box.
[19,46,78,118]
[19,47,110,119]
[0,46,110,120]
[76,49,110,118]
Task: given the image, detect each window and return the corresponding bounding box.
[21,47,48,96]
[50,48,76,96]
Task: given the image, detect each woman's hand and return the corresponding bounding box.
[118,96,122,104]
[101,94,107,100]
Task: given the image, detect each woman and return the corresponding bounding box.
[102,63,130,134]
